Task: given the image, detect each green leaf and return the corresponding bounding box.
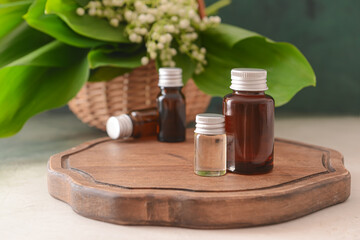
[24,0,103,48]
[87,46,145,69]
[194,24,316,106]
[205,0,231,16]
[89,67,131,82]
[73,0,89,7]
[172,53,195,84]
[0,43,89,137]
[7,40,87,67]
[0,0,31,3]
[0,21,53,68]
[45,0,130,43]
[0,1,32,39]
[202,23,259,48]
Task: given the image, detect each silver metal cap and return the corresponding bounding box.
[230,68,268,91]
[194,113,225,135]
[158,67,183,87]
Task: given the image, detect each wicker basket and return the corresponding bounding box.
[68,61,211,131]
[68,0,211,131]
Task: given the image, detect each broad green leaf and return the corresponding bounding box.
[73,0,89,7]
[90,42,144,54]
[0,0,31,3]
[0,44,89,137]
[194,24,316,106]
[205,0,231,16]
[172,53,195,84]
[7,40,87,67]
[89,67,131,82]
[87,46,145,69]
[0,22,52,68]
[45,0,130,43]
[0,1,29,35]
[202,23,259,48]
[0,1,32,39]
[24,0,103,48]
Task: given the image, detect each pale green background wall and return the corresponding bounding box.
[206,0,360,114]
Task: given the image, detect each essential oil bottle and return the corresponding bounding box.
[157,68,186,142]
[194,113,226,177]
[223,68,274,174]
[106,108,158,139]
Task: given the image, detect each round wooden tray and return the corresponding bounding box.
[47,129,350,229]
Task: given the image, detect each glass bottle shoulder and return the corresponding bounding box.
[223,92,274,105]
[157,87,185,102]
[194,132,227,140]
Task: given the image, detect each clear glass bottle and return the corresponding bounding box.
[194,113,226,177]
[223,68,274,174]
[157,68,186,142]
[106,108,158,139]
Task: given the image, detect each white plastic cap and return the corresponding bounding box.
[230,68,268,91]
[158,67,183,87]
[106,114,133,139]
[194,113,225,135]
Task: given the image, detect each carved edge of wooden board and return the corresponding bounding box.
[47,138,351,229]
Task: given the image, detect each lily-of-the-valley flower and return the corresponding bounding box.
[76,0,221,74]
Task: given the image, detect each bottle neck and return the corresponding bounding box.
[233,90,265,95]
[160,86,182,94]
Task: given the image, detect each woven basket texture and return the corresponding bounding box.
[68,61,211,131]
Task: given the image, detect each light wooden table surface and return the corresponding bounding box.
[0,111,359,240]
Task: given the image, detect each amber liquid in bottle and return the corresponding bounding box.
[129,108,158,138]
[223,91,274,174]
[157,87,186,142]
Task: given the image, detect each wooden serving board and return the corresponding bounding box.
[47,129,350,229]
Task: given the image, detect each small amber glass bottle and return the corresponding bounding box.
[223,68,274,174]
[106,108,158,139]
[157,68,186,142]
[194,113,226,177]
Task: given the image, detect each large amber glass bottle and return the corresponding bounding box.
[223,68,274,174]
[157,68,186,142]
